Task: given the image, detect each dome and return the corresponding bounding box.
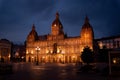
[0,39,11,44]
[51,12,64,36]
[81,16,94,37]
[52,12,63,28]
[80,16,94,50]
[27,24,38,42]
[29,24,38,36]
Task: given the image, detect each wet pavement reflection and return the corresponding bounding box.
[0,62,112,80]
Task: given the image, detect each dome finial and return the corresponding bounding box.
[56,12,59,19]
[32,24,35,30]
[85,16,89,24]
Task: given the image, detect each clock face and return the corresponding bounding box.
[54,24,56,27]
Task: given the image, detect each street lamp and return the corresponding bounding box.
[108,52,111,75]
[35,46,40,65]
[62,51,65,64]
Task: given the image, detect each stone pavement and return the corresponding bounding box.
[0,62,120,80]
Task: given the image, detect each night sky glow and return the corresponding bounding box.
[0,0,120,43]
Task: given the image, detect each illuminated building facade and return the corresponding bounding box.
[96,35,120,49]
[0,39,11,62]
[96,35,120,64]
[26,12,94,63]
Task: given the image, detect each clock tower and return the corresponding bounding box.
[47,12,64,40]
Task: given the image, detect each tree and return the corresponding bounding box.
[98,46,109,62]
[81,46,94,65]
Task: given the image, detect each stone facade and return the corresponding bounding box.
[96,35,120,49]
[26,12,94,63]
[0,39,11,62]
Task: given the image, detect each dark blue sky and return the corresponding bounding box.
[0,0,120,43]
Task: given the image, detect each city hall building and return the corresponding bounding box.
[26,12,94,63]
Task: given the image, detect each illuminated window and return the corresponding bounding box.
[57,49,60,53]
[58,55,61,58]
[113,60,116,64]
[85,33,89,38]
[112,58,120,64]
[50,50,52,53]
[42,56,45,59]
[32,56,34,59]
[99,42,103,49]
[54,24,56,27]
[8,54,10,58]
[46,50,49,54]
[26,50,28,54]
[72,56,75,58]
[31,50,33,54]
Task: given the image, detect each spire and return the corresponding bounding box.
[51,12,64,36]
[32,24,35,31]
[27,24,38,42]
[56,12,59,19]
[85,16,89,24]
[81,16,94,39]
[52,12,62,26]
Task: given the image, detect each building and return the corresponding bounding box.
[96,35,120,49]
[26,12,94,63]
[0,39,11,62]
[11,44,26,62]
[96,35,120,64]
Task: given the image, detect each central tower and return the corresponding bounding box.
[47,12,64,40]
[51,12,64,36]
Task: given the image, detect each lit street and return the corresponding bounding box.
[1,62,119,80]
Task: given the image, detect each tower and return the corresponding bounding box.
[51,12,64,36]
[47,12,64,40]
[27,24,38,42]
[80,16,94,50]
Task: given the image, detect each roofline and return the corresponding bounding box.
[95,35,120,41]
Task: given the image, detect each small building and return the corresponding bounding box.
[96,35,120,49]
[11,44,26,62]
[96,35,120,63]
[109,49,120,64]
[0,39,11,62]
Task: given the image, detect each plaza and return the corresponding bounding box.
[0,62,120,80]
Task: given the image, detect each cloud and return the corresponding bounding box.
[0,0,56,42]
[0,0,120,43]
[60,0,120,38]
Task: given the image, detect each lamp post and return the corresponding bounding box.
[35,46,40,65]
[108,52,111,75]
[62,51,65,64]
[0,53,1,62]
